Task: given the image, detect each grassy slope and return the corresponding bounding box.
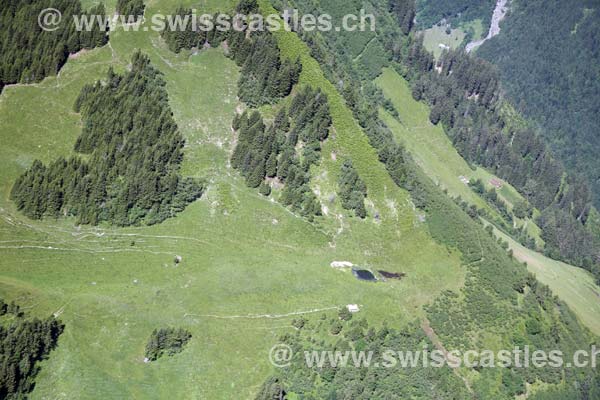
[0,1,464,398]
[492,225,600,336]
[375,67,544,244]
[375,67,600,336]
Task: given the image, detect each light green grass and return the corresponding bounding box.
[490,224,600,336]
[375,67,544,245]
[421,25,466,59]
[0,2,465,398]
[376,68,494,213]
[421,19,484,59]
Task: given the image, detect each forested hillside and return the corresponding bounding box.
[477,0,600,209]
[10,52,204,226]
[280,0,600,282]
[409,48,600,276]
[415,0,495,30]
[0,0,107,91]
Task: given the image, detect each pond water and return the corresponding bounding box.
[352,268,377,282]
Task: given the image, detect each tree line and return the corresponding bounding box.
[405,45,600,280]
[0,0,108,92]
[0,298,64,399]
[11,52,204,226]
[161,0,301,107]
[231,86,332,220]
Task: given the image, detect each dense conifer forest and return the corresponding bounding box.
[10,52,204,226]
[231,86,332,220]
[0,0,108,92]
[477,0,600,210]
[0,299,64,399]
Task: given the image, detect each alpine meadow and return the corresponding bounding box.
[1,0,599,399]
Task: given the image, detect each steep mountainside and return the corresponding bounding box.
[1,0,600,398]
[415,0,495,31]
[477,0,600,208]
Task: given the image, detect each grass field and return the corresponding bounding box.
[374,67,600,336]
[421,19,485,59]
[375,67,544,245]
[421,24,466,58]
[491,225,600,336]
[0,1,465,398]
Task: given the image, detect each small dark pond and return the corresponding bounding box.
[352,268,377,282]
[378,270,406,280]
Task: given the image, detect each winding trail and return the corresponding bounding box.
[465,0,509,53]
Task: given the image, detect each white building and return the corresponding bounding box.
[347,304,360,313]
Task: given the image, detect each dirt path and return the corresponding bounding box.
[421,319,474,394]
[183,306,339,320]
[466,0,509,53]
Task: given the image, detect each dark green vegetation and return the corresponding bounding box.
[10,52,204,226]
[257,320,469,399]
[478,0,600,209]
[0,299,64,399]
[0,0,107,91]
[338,160,367,218]
[116,0,145,18]
[160,3,301,107]
[231,86,332,219]
[144,327,192,361]
[415,0,495,30]
[254,0,600,397]
[389,1,600,280]
[469,179,513,224]
[407,46,600,282]
[389,0,416,34]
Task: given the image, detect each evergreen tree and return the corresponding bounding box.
[144,327,192,361]
[116,0,144,17]
[11,53,204,226]
[0,0,108,91]
[338,160,368,218]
